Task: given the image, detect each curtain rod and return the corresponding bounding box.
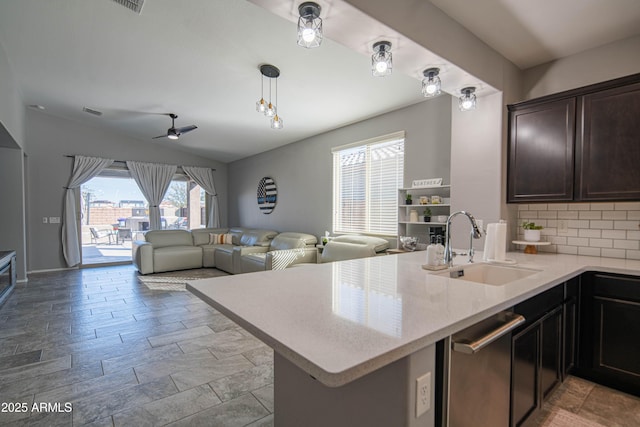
[64,155,216,171]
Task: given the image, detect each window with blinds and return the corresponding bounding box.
[332,132,405,235]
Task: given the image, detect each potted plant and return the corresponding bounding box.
[522,221,543,242]
[423,208,432,222]
[405,194,412,205]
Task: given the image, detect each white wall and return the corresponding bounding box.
[450,92,504,250]
[523,35,640,100]
[228,97,452,241]
[25,109,228,272]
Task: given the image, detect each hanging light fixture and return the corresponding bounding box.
[270,76,284,130]
[459,87,477,111]
[297,2,323,49]
[256,64,283,130]
[371,41,392,77]
[256,72,267,113]
[421,68,441,98]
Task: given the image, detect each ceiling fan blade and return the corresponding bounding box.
[152,134,167,139]
[176,125,197,134]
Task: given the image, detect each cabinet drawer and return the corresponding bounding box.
[592,273,640,303]
[515,285,564,327]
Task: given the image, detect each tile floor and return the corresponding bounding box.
[534,375,640,427]
[1,265,638,426]
[0,265,274,426]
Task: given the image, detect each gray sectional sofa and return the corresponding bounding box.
[132,228,391,276]
[133,227,311,275]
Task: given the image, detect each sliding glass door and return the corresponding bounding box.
[80,169,205,266]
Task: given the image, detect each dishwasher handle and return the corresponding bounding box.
[452,312,525,354]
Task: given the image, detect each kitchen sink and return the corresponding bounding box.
[433,263,541,286]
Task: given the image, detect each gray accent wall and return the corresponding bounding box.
[0,146,27,280]
[227,97,452,241]
[24,109,228,272]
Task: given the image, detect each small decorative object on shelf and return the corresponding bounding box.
[409,209,419,223]
[412,178,443,188]
[521,221,543,242]
[423,208,431,222]
[405,194,412,205]
[419,196,429,205]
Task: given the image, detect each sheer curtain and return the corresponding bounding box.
[126,161,177,230]
[182,166,220,228]
[62,155,114,266]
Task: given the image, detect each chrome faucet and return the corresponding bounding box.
[444,211,483,267]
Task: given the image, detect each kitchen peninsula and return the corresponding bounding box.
[188,251,640,427]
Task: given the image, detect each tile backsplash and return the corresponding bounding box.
[517,202,640,260]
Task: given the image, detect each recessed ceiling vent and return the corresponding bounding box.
[83,107,103,116]
[110,0,144,14]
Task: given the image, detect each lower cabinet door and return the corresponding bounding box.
[541,307,563,399]
[511,323,540,427]
[594,297,640,380]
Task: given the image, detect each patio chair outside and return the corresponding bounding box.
[90,227,116,245]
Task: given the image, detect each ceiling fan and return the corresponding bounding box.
[152,113,197,140]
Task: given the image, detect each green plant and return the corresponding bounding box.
[521,221,543,230]
[406,194,412,201]
[423,208,432,216]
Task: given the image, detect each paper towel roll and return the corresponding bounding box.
[494,221,507,261]
[483,223,496,261]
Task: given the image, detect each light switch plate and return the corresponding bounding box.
[49,217,60,224]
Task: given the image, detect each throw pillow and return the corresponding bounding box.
[209,233,233,245]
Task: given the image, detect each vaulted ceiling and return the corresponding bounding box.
[1,0,638,162]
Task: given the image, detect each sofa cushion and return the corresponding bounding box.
[320,241,376,263]
[330,235,390,253]
[145,230,193,248]
[191,227,229,246]
[229,227,247,245]
[152,246,202,273]
[270,232,317,251]
[240,229,278,247]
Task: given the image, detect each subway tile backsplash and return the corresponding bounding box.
[517,202,640,260]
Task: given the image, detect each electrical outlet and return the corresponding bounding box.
[49,217,60,224]
[558,219,568,234]
[42,217,48,224]
[416,372,431,418]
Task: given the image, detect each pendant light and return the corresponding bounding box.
[371,41,392,77]
[459,87,477,111]
[256,64,284,130]
[270,77,283,130]
[256,73,267,113]
[297,2,323,49]
[421,68,441,98]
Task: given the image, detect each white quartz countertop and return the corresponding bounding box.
[188,252,640,387]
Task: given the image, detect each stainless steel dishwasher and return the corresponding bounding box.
[445,311,525,427]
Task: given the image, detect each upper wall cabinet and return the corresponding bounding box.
[508,73,640,203]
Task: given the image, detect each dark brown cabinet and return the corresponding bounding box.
[511,286,564,427]
[577,82,640,200]
[562,278,579,379]
[578,272,640,397]
[508,73,640,203]
[508,98,576,202]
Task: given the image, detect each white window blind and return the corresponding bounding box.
[332,133,404,235]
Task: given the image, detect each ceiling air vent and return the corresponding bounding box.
[83,107,103,116]
[110,0,144,14]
